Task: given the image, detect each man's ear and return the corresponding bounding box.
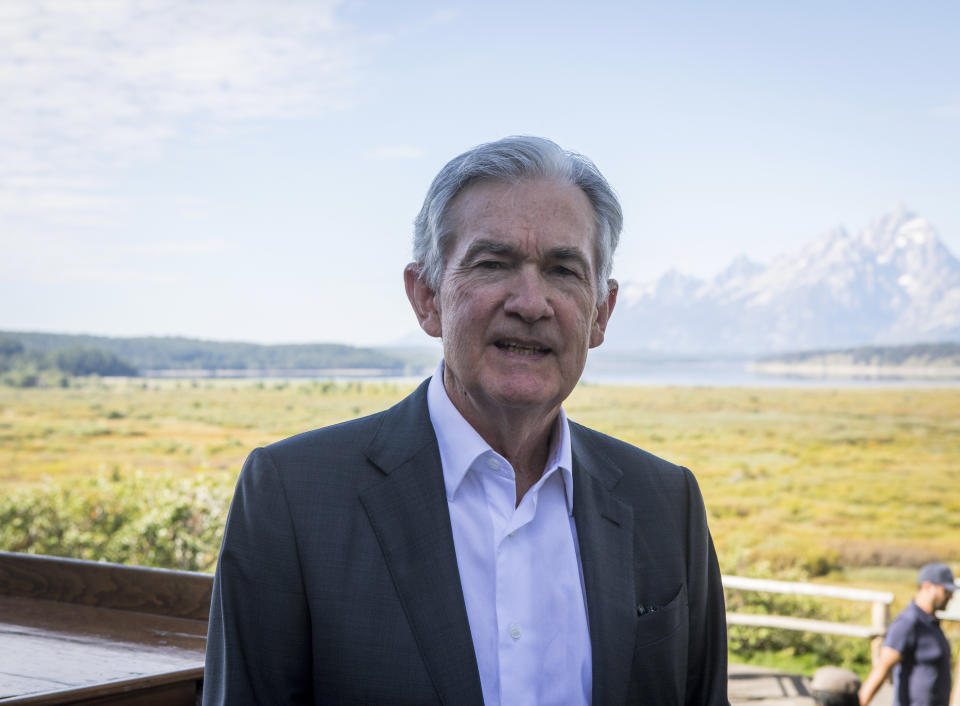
[404,263,442,338]
[589,278,618,349]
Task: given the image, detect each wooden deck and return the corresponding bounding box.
[0,551,207,704]
[730,663,892,705]
[1,551,899,705]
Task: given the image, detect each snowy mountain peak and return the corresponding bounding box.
[653,268,703,298]
[857,203,921,252]
[716,254,765,283]
[608,206,960,354]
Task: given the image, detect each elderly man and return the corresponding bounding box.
[859,562,957,706]
[203,136,729,705]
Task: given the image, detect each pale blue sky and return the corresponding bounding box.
[2,0,958,345]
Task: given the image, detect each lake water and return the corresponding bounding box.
[580,358,960,388]
[143,360,960,388]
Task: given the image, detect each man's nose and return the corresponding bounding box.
[504,267,554,322]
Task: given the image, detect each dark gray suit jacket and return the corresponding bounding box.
[203,380,728,705]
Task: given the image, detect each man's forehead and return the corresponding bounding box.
[451,177,592,219]
[448,179,596,247]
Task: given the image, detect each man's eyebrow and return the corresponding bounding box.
[548,246,591,271]
[458,241,592,271]
[458,239,517,264]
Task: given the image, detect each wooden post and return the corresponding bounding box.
[870,600,889,668]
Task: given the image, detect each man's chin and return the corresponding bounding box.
[484,378,567,412]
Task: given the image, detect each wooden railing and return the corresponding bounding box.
[724,574,960,669]
[723,574,895,640]
[723,574,898,666]
[0,551,210,705]
[2,553,955,702]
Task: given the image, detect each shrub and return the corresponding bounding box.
[0,473,232,572]
[725,562,873,673]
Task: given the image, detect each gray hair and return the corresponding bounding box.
[412,135,622,302]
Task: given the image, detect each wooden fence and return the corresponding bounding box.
[2,552,957,702]
[0,551,208,704]
[723,574,960,666]
[723,574,895,641]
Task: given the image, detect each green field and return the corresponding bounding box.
[2,377,958,673]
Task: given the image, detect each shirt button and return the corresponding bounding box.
[509,624,521,640]
[486,457,500,470]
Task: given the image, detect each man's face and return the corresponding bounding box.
[933,585,954,611]
[407,178,617,422]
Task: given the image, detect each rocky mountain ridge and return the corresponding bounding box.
[609,205,960,355]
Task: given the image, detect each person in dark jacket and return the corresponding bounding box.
[203,136,729,705]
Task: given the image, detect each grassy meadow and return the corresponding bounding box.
[2,376,958,673]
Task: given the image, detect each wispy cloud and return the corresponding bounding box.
[0,0,358,182]
[0,173,123,226]
[426,8,458,26]
[0,225,184,285]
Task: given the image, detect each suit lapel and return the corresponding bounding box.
[359,382,484,706]
[571,425,637,706]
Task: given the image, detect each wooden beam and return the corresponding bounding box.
[723,575,894,604]
[726,612,882,639]
[0,551,212,621]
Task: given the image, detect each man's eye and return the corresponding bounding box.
[552,265,577,277]
[477,260,504,270]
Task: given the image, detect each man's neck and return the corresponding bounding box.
[443,380,560,505]
[475,411,557,505]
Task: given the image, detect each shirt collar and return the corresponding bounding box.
[909,600,940,625]
[426,360,574,514]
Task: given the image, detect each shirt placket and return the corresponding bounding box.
[481,453,551,706]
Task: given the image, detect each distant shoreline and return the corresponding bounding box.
[749,362,960,380]
[140,367,412,379]
[121,360,960,387]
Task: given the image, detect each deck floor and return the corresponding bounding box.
[729,663,892,705]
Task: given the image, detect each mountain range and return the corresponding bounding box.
[607,204,960,355]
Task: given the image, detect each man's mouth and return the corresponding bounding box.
[495,340,551,356]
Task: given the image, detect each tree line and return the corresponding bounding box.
[0,331,414,386]
[760,342,960,366]
[0,336,137,387]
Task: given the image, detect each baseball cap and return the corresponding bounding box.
[918,562,957,592]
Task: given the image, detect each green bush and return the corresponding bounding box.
[0,473,232,572]
[725,562,872,673]
[2,364,41,388]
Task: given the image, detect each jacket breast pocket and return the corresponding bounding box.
[635,583,687,648]
[629,584,689,705]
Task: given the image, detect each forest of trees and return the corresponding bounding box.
[7,331,954,388]
[760,342,960,366]
[0,336,137,387]
[0,331,418,386]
